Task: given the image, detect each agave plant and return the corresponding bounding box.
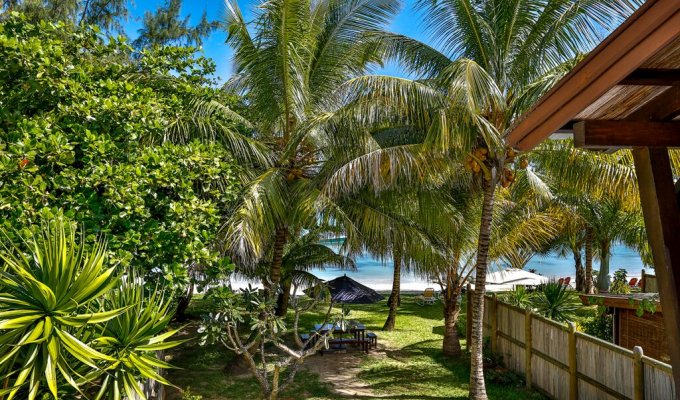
[91,275,184,400]
[502,286,533,310]
[532,282,580,323]
[0,218,121,399]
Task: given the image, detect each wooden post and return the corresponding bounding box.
[525,309,532,390]
[490,294,498,353]
[466,284,472,351]
[632,147,680,392]
[633,346,645,400]
[568,322,578,400]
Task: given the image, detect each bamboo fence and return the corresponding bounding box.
[467,291,676,400]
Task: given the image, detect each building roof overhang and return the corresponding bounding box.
[507,0,680,151]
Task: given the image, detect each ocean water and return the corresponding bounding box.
[306,243,648,291]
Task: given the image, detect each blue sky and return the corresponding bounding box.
[123,0,429,81]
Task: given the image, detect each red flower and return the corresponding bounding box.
[18,158,29,169]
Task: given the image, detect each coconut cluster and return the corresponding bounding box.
[464,147,529,188]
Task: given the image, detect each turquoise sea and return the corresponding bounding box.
[307,243,647,291]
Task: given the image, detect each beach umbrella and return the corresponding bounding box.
[326,274,384,304]
[486,268,549,287]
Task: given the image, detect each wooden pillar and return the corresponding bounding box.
[568,322,578,400]
[633,346,645,400]
[466,284,472,351]
[525,309,532,390]
[632,147,680,392]
[490,293,498,353]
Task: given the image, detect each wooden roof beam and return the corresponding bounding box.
[628,86,680,121]
[620,68,680,85]
[574,120,680,148]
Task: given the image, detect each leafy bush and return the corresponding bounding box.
[0,14,242,292]
[579,315,613,342]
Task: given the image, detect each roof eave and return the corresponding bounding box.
[507,0,680,151]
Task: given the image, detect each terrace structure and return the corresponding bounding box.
[506,0,680,390]
[580,293,668,362]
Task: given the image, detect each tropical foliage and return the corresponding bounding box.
[346,1,640,396]
[532,282,580,323]
[0,217,179,400]
[0,15,242,293]
[218,0,406,298]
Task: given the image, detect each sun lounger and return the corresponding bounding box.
[416,288,438,305]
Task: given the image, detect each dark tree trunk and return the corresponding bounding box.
[275,279,292,317]
[442,267,463,357]
[383,249,401,331]
[573,246,585,292]
[387,291,401,307]
[469,172,497,400]
[175,283,194,321]
[265,228,288,300]
[584,227,595,294]
[597,240,611,292]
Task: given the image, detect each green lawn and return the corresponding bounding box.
[166,294,546,400]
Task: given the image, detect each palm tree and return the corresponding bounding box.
[273,229,355,316]
[531,140,649,292]
[219,0,403,299]
[338,1,639,396]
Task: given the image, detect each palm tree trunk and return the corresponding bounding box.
[597,240,611,292]
[573,245,584,292]
[469,173,497,400]
[275,278,292,317]
[175,283,194,321]
[383,248,402,331]
[266,228,288,300]
[584,227,594,295]
[442,267,463,357]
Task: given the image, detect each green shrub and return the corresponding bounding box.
[579,315,613,342]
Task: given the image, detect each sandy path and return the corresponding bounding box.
[302,346,388,398]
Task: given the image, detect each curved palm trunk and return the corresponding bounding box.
[573,245,584,292]
[383,249,402,331]
[584,228,594,295]
[597,240,611,292]
[175,283,194,321]
[275,278,292,317]
[469,174,497,400]
[265,228,288,300]
[442,266,463,357]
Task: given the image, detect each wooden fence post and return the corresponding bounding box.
[568,322,578,400]
[525,308,532,390]
[466,284,472,351]
[490,294,498,353]
[633,346,645,400]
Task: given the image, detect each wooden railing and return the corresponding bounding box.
[466,291,676,400]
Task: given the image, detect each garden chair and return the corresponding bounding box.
[563,277,571,287]
[558,278,565,286]
[629,277,638,287]
[416,288,437,305]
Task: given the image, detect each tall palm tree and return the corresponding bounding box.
[339,2,638,396]
[430,181,559,357]
[219,0,402,297]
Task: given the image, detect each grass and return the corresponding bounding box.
[166,294,547,400]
